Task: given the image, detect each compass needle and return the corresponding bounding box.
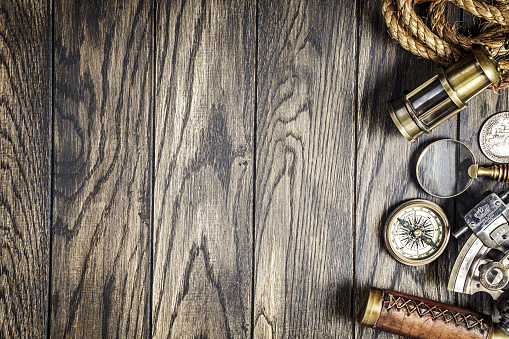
[385,200,450,266]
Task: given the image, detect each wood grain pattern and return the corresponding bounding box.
[355,1,462,338]
[455,90,509,318]
[254,0,356,337]
[50,0,152,337]
[4,0,508,337]
[152,0,255,338]
[0,0,50,337]
[456,16,509,313]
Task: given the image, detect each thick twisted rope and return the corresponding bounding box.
[382,0,509,88]
[450,0,509,25]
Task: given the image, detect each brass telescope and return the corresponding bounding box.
[389,45,502,143]
[358,286,509,338]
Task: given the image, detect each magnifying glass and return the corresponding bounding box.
[416,139,476,198]
[417,139,509,198]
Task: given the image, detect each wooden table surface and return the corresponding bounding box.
[2,0,509,338]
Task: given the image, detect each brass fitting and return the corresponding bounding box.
[491,326,509,339]
[468,164,509,183]
[357,287,383,327]
[389,45,502,143]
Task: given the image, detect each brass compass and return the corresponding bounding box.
[384,200,450,266]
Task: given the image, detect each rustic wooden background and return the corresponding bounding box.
[1,0,508,338]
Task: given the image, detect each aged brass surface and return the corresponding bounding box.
[389,45,501,142]
[388,97,424,143]
[357,287,383,327]
[473,45,502,88]
[384,199,450,266]
[489,326,509,339]
[416,139,476,198]
[468,164,509,183]
[360,287,505,338]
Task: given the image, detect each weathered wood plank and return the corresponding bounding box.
[254,0,356,337]
[355,1,461,338]
[455,82,509,318]
[456,9,509,312]
[50,0,153,337]
[152,0,255,337]
[0,0,50,337]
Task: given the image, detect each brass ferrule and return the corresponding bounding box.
[358,286,509,338]
[357,287,384,327]
[468,164,509,183]
[490,326,509,339]
[389,45,501,143]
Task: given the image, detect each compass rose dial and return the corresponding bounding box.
[384,200,450,266]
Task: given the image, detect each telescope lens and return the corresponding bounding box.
[416,139,475,198]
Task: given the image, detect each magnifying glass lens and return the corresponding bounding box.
[417,139,475,198]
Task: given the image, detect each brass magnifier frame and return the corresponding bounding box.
[416,139,476,199]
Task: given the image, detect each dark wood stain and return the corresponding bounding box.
[50,0,153,337]
[0,0,50,338]
[255,0,355,337]
[152,0,254,338]
[454,11,509,318]
[355,2,463,338]
[2,0,509,338]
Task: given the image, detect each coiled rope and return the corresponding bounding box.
[382,0,509,88]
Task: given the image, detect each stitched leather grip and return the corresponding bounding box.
[374,289,492,339]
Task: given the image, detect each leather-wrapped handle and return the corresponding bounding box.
[358,287,507,339]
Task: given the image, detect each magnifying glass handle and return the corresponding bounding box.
[468,164,509,183]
